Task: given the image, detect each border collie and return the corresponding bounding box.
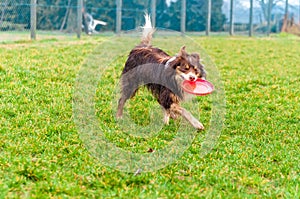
[116,15,206,130]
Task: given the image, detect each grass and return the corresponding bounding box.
[0,34,299,198]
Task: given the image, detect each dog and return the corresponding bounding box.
[116,14,206,130]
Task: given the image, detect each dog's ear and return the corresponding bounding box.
[178,46,187,58]
[191,53,200,61]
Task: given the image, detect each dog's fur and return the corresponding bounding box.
[116,15,206,130]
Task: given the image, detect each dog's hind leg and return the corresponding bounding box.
[116,84,138,119]
[116,97,126,119]
[163,109,170,125]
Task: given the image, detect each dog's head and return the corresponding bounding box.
[167,46,206,81]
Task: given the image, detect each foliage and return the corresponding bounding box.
[211,0,226,31]
[155,0,170,29]
[160,0,226,31]
[37,0,78,30]
[185,0,225,31]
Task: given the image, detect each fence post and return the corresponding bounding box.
[30,0,37,40]
[229,0,234,35]
[77,0,83,39]
[181,0,186,35]
[116,0,122,35]
[206,0,211,36]
[249,0,253,36]
[151,0,156,28]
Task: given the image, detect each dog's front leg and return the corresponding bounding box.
[170,104,204,130]
[181,108,204,130]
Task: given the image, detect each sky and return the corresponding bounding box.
[277,0,299,5]
[225,0,300,8]
[277,0,300,6]
[166,0,176,6]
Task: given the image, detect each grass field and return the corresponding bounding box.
[0,34,299,198]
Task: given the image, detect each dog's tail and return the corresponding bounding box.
[141,14,155,46]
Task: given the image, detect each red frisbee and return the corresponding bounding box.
[182,79,214,96]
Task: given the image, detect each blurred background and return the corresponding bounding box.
[0,0,299,41]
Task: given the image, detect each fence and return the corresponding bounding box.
[0,0,300,41]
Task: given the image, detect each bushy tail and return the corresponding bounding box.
[141,14,155,46]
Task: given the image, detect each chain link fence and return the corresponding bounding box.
[0,0,81,41]
[0,0,300,42]
[0,1,30,31]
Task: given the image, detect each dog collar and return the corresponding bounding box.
[165,56,177,68]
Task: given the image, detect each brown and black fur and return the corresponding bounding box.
[116,15,206,130]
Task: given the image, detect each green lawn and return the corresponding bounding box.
[0,34,299,198]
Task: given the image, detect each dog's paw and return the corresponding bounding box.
[163,116,170,125]
[116,113,123,120]
[194,122,205,131]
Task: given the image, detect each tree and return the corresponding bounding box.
[34,0,79,30]
[121,0,148,30]
[167,0,181,31]
[186,0,206,31]
[211,0,226,31]
[156,0,170,28]
[0,0,31,30]
[0,0,9,24]
[256,0,283,21]
[168,0,225,31]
